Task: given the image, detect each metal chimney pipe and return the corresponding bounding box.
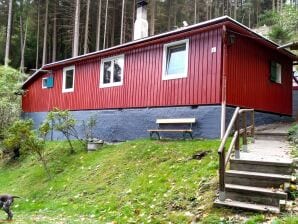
[134,0,149,40]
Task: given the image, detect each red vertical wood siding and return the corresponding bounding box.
[22,28,223,112]
[226,32,292,115]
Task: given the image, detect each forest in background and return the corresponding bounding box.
[0,0,297,73]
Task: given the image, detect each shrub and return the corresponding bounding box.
[0,66,24,138]
[42,108,79,154]
[288,124,298,142]
[2,119,33,159]
[2,119,51,178]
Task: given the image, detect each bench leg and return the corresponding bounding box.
[183,132,193,140]
[150,131,160,140]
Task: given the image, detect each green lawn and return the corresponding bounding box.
[0,139,297,223]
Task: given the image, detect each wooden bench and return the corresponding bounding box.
[147,118,196,140]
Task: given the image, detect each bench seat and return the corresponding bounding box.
[148,118,196,140]
[147,129,192,132]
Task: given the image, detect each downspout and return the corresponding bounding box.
[220,25,228,139]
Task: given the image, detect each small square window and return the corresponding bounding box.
[162,39,189,80]
[63,66,75,92]
[42,76,54,89]
[100,55,124,88]
[270,61,282,84]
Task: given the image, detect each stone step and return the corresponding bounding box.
[225,184,287,206]
[255,132,288,141]
[214,198,280,213]
[225,170,294,188]
[230,158,293,175]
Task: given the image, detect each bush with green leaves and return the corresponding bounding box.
[2,119,51,178]
[2,119,33,159]
[288,124,298,143]
[42,108,79,154]
[22,133,51,179]
[0,66,25,138]
[82,114,98,140]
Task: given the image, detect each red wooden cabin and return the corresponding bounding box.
[22,16,297,140]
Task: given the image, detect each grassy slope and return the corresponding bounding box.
[0,139,297,224]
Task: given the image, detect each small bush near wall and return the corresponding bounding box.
[288,124,298,143]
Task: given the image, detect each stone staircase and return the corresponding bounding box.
[214,125,296,213]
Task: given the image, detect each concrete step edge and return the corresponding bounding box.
[225,170,294,182]
[230,158,293,167]
[255,132,288,136]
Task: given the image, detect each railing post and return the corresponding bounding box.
[242,112,248,152]
[235,114,240,159]
[219,148,225,201]
[251,110,255,143]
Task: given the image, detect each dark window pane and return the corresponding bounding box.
[42,78,48,88]
[113,58,123,83]
[103,61,112,84]
[65,69,74,89]
[166,43,186,75]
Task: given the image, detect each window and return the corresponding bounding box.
[100,55,124,88]
[42,76,54,89]
[162,39,189,80]
[270,61,282,84]
[63,66,75,92]
[42,78,48,89]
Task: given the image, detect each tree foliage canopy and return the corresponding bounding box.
[0,1,297,71]
[0,66,23,137]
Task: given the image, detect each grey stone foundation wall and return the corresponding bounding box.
[22,105,222,141]
[225,106,294,127]
[22,105,294,142]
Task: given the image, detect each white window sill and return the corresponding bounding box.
[62,88,74,93]
[100,82,123,88]
[162,73,188,80]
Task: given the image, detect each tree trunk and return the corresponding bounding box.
[73,0,80,57]
[84,0,90,54]
[120,0,125,44]
[167,0,172,30]
[248,6,251,28]
[206,2,209,20]
[234,1,237,20]
[110,0,116,47]
[103,0,109,49]
[194,0,197,23]
[132,0,136,40]
[96,0,102,51]
[20,14,24,71]
[4,0,13,66]
[36,0,40,69]
[20,18,28,73]
[52,1,57,62]
[42,0,49,66]
[149,0,155,36]
[272,0,275,11]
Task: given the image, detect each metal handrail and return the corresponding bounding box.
[218,107,255,201]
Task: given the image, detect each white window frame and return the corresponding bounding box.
[162,39,189,80]
[100,54,124,88]
[42,77,48,89]
[62,65,75,93]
